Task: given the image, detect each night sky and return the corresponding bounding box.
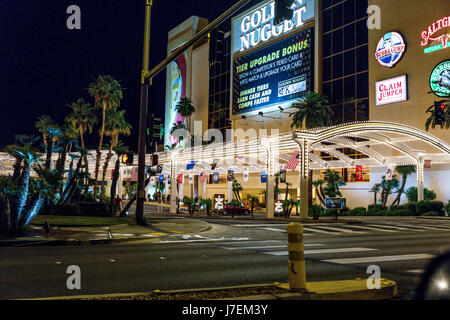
[0,0,254,152]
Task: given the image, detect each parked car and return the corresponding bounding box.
[223,205,250,215]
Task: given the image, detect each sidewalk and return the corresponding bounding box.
[0,217,209,247]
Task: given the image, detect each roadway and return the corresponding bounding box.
[1,211,450,300]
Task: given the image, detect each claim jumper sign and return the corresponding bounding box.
[233,28,313,114]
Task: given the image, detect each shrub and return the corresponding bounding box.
[405,187,437,202]
[309,204,324,219]
[368,204,384,211]
[422,211,441,217]
[389,209,413,216]
[415,201,444,216]
[347,207,367,216]
[46,202,115,217]
[446,201,450,216]
[47,204,81,216]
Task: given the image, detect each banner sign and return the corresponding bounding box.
[159,175,165,183]
[243,171,249,182]
[232,28,313,115]
[424,160,432,169]
[375,32,406,68]
[280,169,287,183]
[355,165,363,182]
[227,170,235,182]
[430,60,450,97]
[177,174,183,184]
[385,166,395,180]
[189,174,194,185]
[376,75,408,106]
[200,172,206,183]
[213,172,220,184]
[150,176,155,184]
[231,0,315,54]
[261,170,267,183]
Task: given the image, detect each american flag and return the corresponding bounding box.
[285,150,300,170]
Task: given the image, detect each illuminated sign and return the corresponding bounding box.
[421,16,450,54]
[375,32,406,68]
[232,0,315,54]
[232,28,313,115]
[430,60,450,97]
[375,75,408,106]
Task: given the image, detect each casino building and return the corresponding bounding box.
[163,0,450,211]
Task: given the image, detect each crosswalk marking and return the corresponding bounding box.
[366,224,409,230]
[262,227,286,233]
[222,243,324,250]
[262,247,377,256]
[302,227,340,235]
[346,225,396,233]
[323,254,434,264]
[390,224,450,231]
[407,270,424,274]
[309,225,366,234]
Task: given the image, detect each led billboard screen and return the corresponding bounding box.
[232,28,313,115]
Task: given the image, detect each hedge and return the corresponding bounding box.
[45,202,116,217]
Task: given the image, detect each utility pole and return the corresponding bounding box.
[136,0,153,225]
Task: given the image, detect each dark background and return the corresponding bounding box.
[0,0,257,151]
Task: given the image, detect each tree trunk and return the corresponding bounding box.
[119,176,151,217]
[110,159,120,215]
[100,148,113,201]
[374,192,377,205]
[13,164,31,230]
[391,176,406,208]
[45,141,53,169]
[79,127,89,173]
[21,194,44,228]
[94,104,106,198]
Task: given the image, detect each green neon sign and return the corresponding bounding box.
[430,60,450,97]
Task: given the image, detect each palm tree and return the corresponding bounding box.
[290,92,333,129]
[88,75,123,198]
[246,194,259,219]
[322,169,346,197]
[110,141,129,205]
[35,116,57,146]
[390,165,416,208]
[312,179,326,206]
[284,181,292,201]
[232,178,243,203]
[44,127,62,169]
[379,175,400,207]
[100,109,131,200]
[10,144,40,231]
[66,98,97,167]
[370,183,381,205]
[175,97,195,132]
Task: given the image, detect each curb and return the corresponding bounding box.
[416,216,450,221]
[23,280,398,300]
[0,219,212,247]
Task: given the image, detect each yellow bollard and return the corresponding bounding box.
[287,223,306,291]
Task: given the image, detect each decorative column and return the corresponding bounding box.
[417,159,424,202]
[297,138,310,219]
[265,144,274,219]
[117,164,124,198]
[170,159,177,213]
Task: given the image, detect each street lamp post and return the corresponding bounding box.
[136,0,153,225]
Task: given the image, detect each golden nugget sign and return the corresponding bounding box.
[421,15,450,54]
[232,0,315,54]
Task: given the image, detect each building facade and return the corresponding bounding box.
[164,0,450,209]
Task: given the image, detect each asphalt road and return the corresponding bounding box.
[1,215,450,300]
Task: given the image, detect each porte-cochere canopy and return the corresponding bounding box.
[157,121,450,176]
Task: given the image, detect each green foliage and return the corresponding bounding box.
[422,211,441,217]
[290,91,333,129]
[200,198,212,216]
[415,201,444,216]
[347,207,367,216]
[405,187,437,202]
[227,199,242,208]
[45,202,115,217]
[309,204,325,220]
[322,169,346,197]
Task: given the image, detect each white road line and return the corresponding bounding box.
[231,224,288,227]
[261,227,286,233]
[219,240,283,245]
[309,225,366,234]
[262,247,377,256]
[323,254,434,264]
[345,225,396,233]
[302,227,340,235]
[223,244,324,250]
[368,224,409,230]
[389,224,448,231]
[407,270,424,274]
